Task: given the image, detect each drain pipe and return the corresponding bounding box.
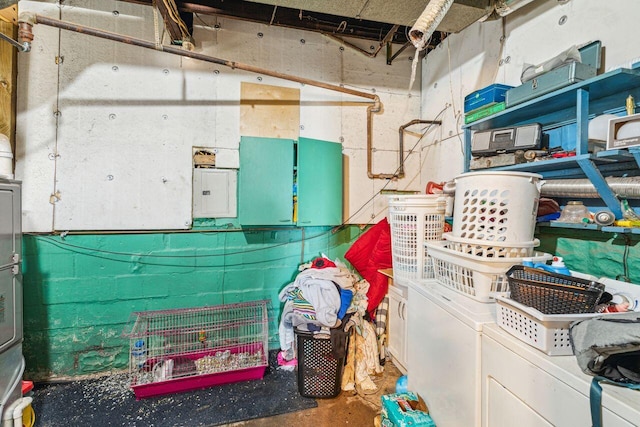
[18,13,385,177]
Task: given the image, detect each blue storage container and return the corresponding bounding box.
[464,84,513,113]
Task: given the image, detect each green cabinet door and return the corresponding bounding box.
[238,136,294,225]
[297,137,343,226]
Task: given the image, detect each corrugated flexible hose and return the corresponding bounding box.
[408,0,454,51]
[443,177,640,199]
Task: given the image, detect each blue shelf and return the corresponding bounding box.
[537,221,640,235]
[463,68,640,131]
[482,151,639,178]
[463,66,640,222]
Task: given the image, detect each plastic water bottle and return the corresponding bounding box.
[548,256,571,275]
[131,339,147,371]
[395,375,408,393]
[522,256,571,276]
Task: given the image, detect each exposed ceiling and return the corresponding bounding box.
[122,0,496,59]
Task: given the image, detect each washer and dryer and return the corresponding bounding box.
[406,279,640,426]
[406,280,495,427]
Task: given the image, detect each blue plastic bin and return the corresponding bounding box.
[464,84,513,113]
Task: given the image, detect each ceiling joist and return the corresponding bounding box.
[152,0,194,47]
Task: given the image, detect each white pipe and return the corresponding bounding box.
[0,357,24,426]
[2,400,19,427]
[12,397,33,427]
[408,0,454,51]
[0,133,14,179]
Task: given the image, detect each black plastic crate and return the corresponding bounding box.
[295,328,349,398]
[506,265,605,314]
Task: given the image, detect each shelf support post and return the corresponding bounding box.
[576,158,623,219]
[464,128,472,172]
[629,147,640,169]
[576,88,589,156]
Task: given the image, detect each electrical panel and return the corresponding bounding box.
[192,168,237,218]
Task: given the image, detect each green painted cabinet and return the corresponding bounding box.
[239,137,295,225]
[297,137,343,226]
[239,136,343,226]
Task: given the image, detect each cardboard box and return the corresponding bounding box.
[381,392,436,427]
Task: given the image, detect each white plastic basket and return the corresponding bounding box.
[452,171,543,243]
[496,277,640,356]
[388,195,446,283]
[425,240,551,303]
[443,233,539,258]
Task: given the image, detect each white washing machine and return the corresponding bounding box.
[406,280,496,427]
[0,180,23,421]
[482,323,640,427]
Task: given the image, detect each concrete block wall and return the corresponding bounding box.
[22,225,361,379]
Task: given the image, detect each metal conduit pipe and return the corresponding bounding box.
[19,13,386,178]
[540,177,640,199]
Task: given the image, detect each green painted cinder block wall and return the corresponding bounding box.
[21,225,364,380]
[21,224,640,379]
[535,227,640,283]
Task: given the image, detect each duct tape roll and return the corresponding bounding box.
[594,210,615,226]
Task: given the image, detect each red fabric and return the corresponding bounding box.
[311,257,336,269]
[344,218,393,318]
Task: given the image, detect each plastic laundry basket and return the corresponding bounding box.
[452,171,543,243]
[425,240,552,303]
[444,233,540,258]
[388,195,446,283]
[296,329,349,398]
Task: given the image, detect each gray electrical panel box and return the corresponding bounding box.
[192,168,237,218]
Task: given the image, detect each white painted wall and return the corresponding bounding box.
[16,0,421,232]
[420,0,640,184]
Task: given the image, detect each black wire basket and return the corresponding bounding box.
[506,265,605,314]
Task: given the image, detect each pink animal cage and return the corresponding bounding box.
[124,300,269,399]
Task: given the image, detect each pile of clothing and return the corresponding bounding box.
[278,256,358,361]
[278,255,384,392]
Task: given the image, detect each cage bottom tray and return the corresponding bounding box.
[132,365,268,399]
[132,344,268,399]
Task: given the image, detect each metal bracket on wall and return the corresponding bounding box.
[576,157,623,219]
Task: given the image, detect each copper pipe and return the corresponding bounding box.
[21,13,389,179]
[24,14,378,102]
[367,118,442,180]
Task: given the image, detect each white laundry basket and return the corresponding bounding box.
[452,171,543,243]
[443,233,539,258]
[388,195,446,284]
[426,240,552,303]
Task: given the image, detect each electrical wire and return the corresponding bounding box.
[30,108,446,267]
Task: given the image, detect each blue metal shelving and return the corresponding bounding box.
[463,67,640,222]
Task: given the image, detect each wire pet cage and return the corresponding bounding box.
[125,300,269,399]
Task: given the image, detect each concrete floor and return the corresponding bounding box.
[230,361,404,427]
